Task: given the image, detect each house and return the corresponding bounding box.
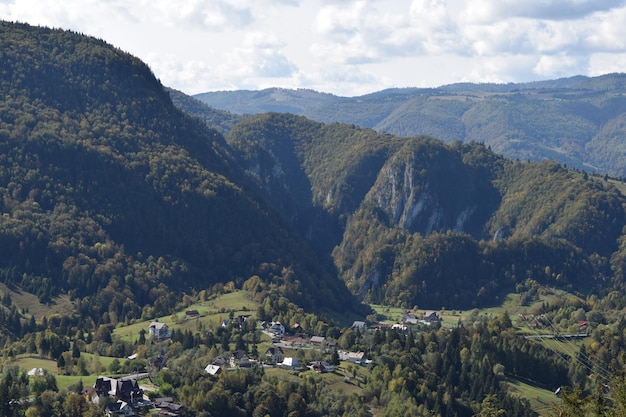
[148,321,171,340]
[105,400,133,417]
[269,321,285,335]
[185,310,200,318]
[370,322,390,331]
[264,346,284,364]
[27,367,45,377]
[351,321,367,331]
[230,349,251,367]
[402,313,418,325]
[153,398,184,416]
[310,336,326,347]
[280,357,300,370]
[392,323,407,332]
[423,311,440,322]
[211,357,228,366]
[204,364,222,376]
[338,350,366,365]
[93,376,143,402]
[310,361,334,373]
[83,386,100,405]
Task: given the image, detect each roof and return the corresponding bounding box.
[265,346,283,355]
[231,349,249,360]
[27,367,45,376]
[149,321,167,329]
[310,336,326,343]
[281,357,299,367]
[204,364,221,375]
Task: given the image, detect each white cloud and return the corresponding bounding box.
[219,32,297,78]
[463,0,624,23]
[2,0,626,95]
[589,53,626,76]
[533,53,585,77]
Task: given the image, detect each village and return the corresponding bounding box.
[80,309,442,416]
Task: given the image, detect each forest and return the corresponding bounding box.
[2,20,626,416]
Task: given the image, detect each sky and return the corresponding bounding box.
[2,0,626,97]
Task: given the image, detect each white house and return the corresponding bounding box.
[27,367,45,377]
[338,350,366,365]
[269,321,285,335]
[148,321,171,340]
[204,364,222,376]
[351,321,367,331]
[280,357,300,369]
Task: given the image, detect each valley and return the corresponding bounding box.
[2,21,626,416]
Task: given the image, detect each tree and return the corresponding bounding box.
[63,393,87,417]
[475,394,505,417]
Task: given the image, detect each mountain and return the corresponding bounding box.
[3,20,626,324]
[194,74,626,178]
[0,21,356,324]
[194,88,340,116]
[217,113,626,309]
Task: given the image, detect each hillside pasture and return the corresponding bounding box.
[114,290,260,342]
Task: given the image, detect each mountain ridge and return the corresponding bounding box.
[194,74,626,178]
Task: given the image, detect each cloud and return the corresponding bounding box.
[533,53,586,77]
[219,32,297,78]
[2,0,626,96]
[148,0,253,31]
[463,0,624,23]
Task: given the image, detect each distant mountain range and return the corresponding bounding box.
[194,74,626,178]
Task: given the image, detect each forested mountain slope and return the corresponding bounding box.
[0,21,356,324]
[219,113,626,309]
[3,20,626,323]
[195,75,626,178]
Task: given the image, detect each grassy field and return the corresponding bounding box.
[0,283,73,318]
[506,377,558,416]
[114,290,261,342]
[8,355,99,391]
